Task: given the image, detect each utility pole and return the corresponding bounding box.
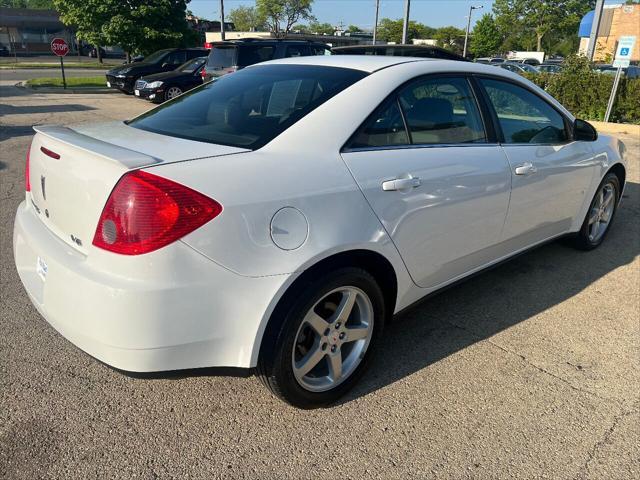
[219,0,226,41]
[372,0,380,45]
[587,0,605,61]
[463,5,483,58]
[401,0,411,44]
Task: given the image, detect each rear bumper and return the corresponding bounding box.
[13,200,289,372]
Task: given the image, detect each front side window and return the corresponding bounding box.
[398,77,486,145]
[480,78,568,144]
[165,51,186,66]
[129,65,367,150]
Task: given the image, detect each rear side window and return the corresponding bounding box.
[207,46,237,69]
[311,45,331,56]
[480,78,568,144]
[348,99,409,148]
[129,65,367,150]
[237,45,275,67]
[398,77,485,144]
[165,51,186,66]
[285,45,310,57]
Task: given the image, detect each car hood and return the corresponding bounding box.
[107,62,159,76]
[140,70,188,82]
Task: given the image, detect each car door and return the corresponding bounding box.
[477,77,596,248]
[341,75,512,289]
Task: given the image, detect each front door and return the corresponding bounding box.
[341,76,512,289]
[477,78,596,248]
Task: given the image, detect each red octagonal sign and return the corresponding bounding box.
[51,38,69,57]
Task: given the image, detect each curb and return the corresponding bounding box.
[16,82,117,94]
[589,121,640,136]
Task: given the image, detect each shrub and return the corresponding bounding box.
[522,55,640,124]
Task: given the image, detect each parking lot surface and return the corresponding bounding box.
[1,86,638,479]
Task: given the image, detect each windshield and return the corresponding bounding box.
[207,46,237,68]
[179,57,206,73]
[129,65,367,150]
[143,49,171,64]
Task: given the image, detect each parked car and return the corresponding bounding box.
[332,44,468,61]
[499,61,540,74]
[134,56,206,103]
[106,48,209,94]
[519,58,541,66]
[475,57,505,64]
[202,39,331,81]
[15,56,627,408]
[594,64,640,79]
[538,63,564,74]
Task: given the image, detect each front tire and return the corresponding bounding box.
[572,172,620,250]
[258,267,385,408]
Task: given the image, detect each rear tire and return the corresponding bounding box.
[164,86,182,101]
[571,173,620,250]
[258,267,385,408]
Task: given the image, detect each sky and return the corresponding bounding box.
[189,0,623,31]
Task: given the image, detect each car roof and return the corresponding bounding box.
[210,39,328,46]
[256,55,528,76]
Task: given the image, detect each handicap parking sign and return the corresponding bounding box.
[620,48,629,56]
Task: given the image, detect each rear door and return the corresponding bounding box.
[477,77,595,248]
[341,75,512,289]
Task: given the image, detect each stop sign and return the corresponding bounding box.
[51,38,69,57]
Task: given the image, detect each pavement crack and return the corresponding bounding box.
[443,320,623,406]
[574,408,637,480]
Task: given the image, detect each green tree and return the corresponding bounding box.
[347,24,362,34]
[376,18,433,44]
[1,0,54,8]
[309,21,334,35]
[54,0,196,62]
[493,0,594,53]
[256,0,314,36]
[434,26,466,53]
[470,13,502,58]
[228,6,265,32]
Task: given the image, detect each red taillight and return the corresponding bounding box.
[25,142,31,192]
[200,67,207,80]
[92,170,222,255]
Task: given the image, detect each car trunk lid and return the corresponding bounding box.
[28,124,247,255]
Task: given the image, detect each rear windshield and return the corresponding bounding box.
[179,57,206,73]
[207,46,237,69]
[129,65,367,150]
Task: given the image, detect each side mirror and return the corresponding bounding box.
[574,119,598,142]
[162,62,170,69]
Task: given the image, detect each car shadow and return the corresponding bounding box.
[0,103,95,115]
[338,181,639,404]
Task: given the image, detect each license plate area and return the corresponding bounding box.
[134,89,140,96]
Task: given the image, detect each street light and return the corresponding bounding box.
[373,0,380,45]
[463,4,483,58]
[401,0,411,44]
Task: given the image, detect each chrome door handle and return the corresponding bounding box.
[382,176,421,191]
[514,162,538,175]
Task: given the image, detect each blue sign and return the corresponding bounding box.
[620,48,629,56]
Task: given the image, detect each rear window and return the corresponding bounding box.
[129,65,367,150]
[207,46,237,69]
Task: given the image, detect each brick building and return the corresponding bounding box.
[578,3,640,62]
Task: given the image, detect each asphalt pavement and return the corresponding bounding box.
[0,85,638,479]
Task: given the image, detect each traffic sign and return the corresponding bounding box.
[613,36,635,68]
[50,38,69,57]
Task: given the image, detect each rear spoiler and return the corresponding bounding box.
[33,125,161,169]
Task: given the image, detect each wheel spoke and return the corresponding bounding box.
[334,290,357,323]
[328,352,342,381]
[304,311,329,336]
[294,342,325,377]
[344,325,368,343]
[602,189,614,209]
[588,208,599,225]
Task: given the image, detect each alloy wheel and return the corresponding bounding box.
[587,181,616,243]
[292,287,374,392]
[166,87,182,100]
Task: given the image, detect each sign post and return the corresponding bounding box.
[605,36,636,122]
[50,38,69,89]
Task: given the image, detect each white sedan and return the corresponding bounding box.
[14,56,627,407]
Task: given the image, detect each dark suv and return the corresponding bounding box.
[106,48,209,94]
[202,39,331,81]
